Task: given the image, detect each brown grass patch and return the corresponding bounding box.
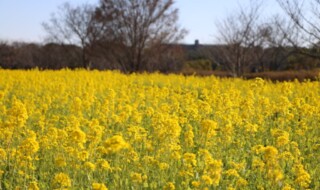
[179,69,320,82]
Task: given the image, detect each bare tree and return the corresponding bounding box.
[94,0,187,72]
[259,15,300,70]
[277,0,320,58]
[214,1,266,76]
[42,2,96,68]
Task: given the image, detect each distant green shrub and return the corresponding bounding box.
[183,59,212,71]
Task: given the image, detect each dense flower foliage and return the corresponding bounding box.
[0,69,319,189]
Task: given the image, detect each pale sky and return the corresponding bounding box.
[0,0,282,44]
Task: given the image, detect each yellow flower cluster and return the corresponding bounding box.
[52,172,71,189]
[0,70,319,189]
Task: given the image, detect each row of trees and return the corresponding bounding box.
[0,42,83,69]
[1,0,320,76]
[0,40,185,71]
[212,0,320,76]
[41,0,186,72]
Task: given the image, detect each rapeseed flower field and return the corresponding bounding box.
[0,69,319,189]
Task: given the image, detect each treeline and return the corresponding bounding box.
[0,42,81,70]
[1,0,320,76]
[183,44,320,74]
[1,40,319,74]
[0,41,184,71]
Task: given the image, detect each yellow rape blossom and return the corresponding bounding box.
[28,181,40,190]
[183,152,197,166]
[103,135,129,154]
[54,155,67,167]
[200,119,217,138]
[163,182,175,190]
[52,172,71,189]
[225,169,240,178]
[0,70,318,189]
[130,172,143,183]
[96,159,111,171]
[201,175,213,185]
[0,148,6,160]
[92,183,108,190]
[236,177,248,187]
[83,161,96,172]
[293,163,311,188]
[191,181,200,188]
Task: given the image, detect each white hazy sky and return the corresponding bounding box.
[0,0,282,44]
